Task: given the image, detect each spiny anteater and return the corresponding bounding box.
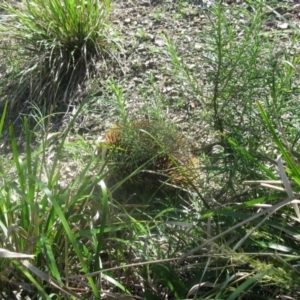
[98,120,198,190]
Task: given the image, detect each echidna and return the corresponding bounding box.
[98,120,198,191]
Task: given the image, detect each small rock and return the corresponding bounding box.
[277,22,289,29]
[154,37,164,46]
[194,43,202,50]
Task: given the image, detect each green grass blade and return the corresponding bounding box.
[23,117,36,203]
[41,236,63,284]
[101,272,131,295]
[225,135,277,179]
[9,123,31,234]
[257,100,300,179]
[13,260,51,299]
[9,124,25,192]
[0,100,8,136]
[31,175,100,298]
[94,180,108,273]
[227,270,270,300]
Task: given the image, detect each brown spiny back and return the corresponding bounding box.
[99,120,198,190]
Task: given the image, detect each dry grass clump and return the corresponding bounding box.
[99,120,198,191]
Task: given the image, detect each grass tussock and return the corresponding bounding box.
[0,0,117,108]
